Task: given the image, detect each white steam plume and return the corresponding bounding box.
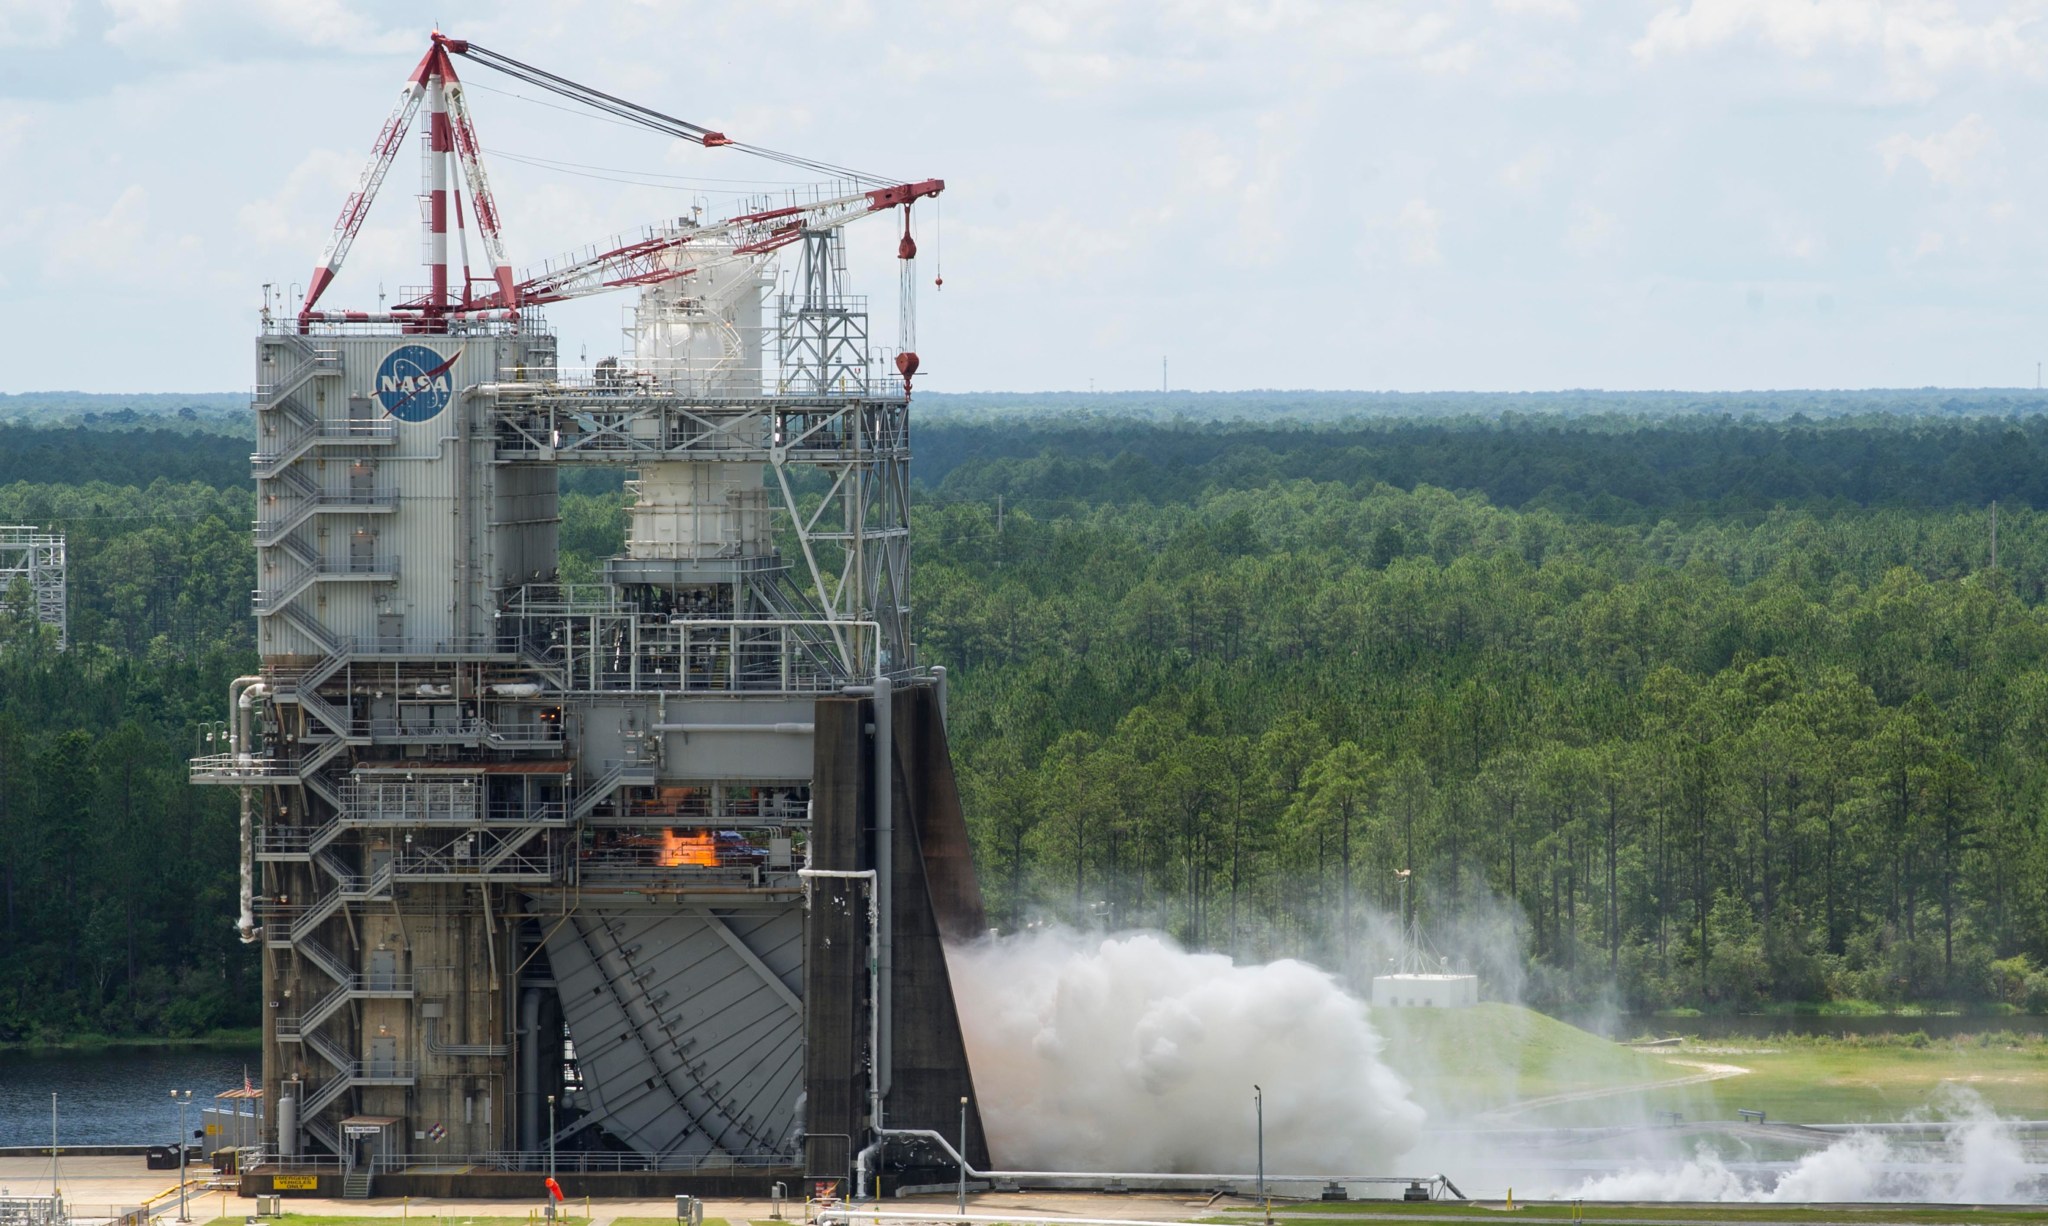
[1558,1090,2040,1203]
[947,926,1426,1174]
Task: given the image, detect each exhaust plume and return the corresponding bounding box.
[948,926,1426,1174]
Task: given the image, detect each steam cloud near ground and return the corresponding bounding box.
[947,926,1425,1174]
[946,926,2045,1202]
[1557,1092,2038,1202]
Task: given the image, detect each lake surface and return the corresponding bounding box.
[0,1047,261,1147]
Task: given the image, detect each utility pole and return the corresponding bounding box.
[957,1096,970,1215]
[50,1093,58,1204]
[1254,1085,1267,1224]
[1991,500,1999,571]
[1162,356,1168,393]
[171,1090,193,1223]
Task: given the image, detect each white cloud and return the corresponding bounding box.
[1635,0,1878,60]
[1879,113,1996,185]
[1396,198,1442,265]
[0,0,72,47]
[45,184,149,277]
[0,106,29,157]
[1771,215,1820,261]
[1494,0,1580,19]
[11,0,2048,392]
[236,148,360,251]
[1566,203,1616,255]
[1631,0,2042,92]
[102,0,413,57]
[1500,146,1553,194]
[1009,4,1074,44]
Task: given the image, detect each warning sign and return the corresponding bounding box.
[273,1174,318,1191]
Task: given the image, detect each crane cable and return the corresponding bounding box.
[451,41,896,188]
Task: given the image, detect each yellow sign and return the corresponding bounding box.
[273,1175,318,1191]
[205,1124,220,1136]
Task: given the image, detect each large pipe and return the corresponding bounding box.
[229,675,265,761]
[873,1127,1450,1192]
[872,675,893,1102]
[228,675,264,944]
[518,987,545,1150]
[236,787,259,944]
[652,722,814,734]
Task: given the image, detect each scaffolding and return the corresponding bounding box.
[0,527,66,649]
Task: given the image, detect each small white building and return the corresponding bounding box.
[1370,972,1479,1009]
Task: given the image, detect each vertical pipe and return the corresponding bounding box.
[519,987,544,1152]
[237,788,257,943]
[872,675,893,1102]
[427,60,451,319]
[931,666,948,729]
[230,675,264,944]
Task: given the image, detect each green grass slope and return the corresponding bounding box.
[1374,1003,1683,1123]
[1375,1003,2048,1126]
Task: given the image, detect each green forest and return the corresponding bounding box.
[12,401,2048,1040]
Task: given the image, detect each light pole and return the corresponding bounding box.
[546,1093,557,1220]
[171,1089,194,1223]
[956,1096,970,1215]
[1253,1085,1267,1223]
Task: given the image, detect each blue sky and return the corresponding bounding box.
[4,0,2048,393]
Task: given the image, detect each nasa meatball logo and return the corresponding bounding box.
[374,345,461,422]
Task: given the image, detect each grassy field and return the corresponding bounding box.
[1212,1203,2048,1223]
[0,1027,262,1051]
[199,1218,589,1226]
[1628,1036,2048,1125]
[1375,1003,1686,1121]
[1374,1003,2048,1126]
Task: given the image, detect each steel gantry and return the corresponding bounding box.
[0,526,67,649]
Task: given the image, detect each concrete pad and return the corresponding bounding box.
[0,1160,1241,1226]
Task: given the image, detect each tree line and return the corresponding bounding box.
[14,405,2048,1037]
[909,484,2048,1012]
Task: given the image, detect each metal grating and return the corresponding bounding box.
[544,904,805,1161]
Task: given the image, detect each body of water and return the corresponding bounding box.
[0,1046,260,1147]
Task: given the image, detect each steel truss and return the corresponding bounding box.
[483,385,913,678]
[0,526,67,648]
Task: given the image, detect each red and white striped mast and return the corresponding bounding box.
[299,33,517,330]
[424,43,451,325]
[294,31,938,347]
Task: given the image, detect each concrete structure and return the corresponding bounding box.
[192,37,973,1197]
[1369,974,1479,1009]
[0,526,66,648]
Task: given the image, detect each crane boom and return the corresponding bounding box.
[298,56,431,319]
[294,31,940,341]
[480,180,944,309]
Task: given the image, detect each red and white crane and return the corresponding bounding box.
[296,33,942,381]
